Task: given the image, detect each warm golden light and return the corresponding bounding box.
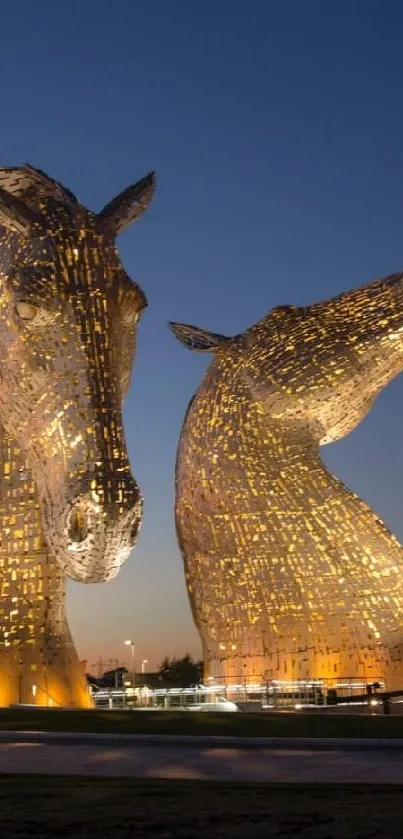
[0,163,155,706]
[171,273,403,690]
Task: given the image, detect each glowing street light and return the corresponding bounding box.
[141,659,148,675]
[124,639,136,687]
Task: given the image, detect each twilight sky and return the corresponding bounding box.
[2,0,403,674]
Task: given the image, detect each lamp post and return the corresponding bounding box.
[124,640,136,687]
[141,659,148,675]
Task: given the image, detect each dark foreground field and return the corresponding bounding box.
[1,707,403,738]
[0,776,403,838]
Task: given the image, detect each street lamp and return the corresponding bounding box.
[141,659,148,675]
[124,639,136,687]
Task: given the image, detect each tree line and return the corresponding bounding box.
[88,654,203,689]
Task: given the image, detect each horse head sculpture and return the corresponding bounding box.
[170,273,403,689]
[0,164,155,583]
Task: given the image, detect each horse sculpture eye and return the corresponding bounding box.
[15,301,38,321]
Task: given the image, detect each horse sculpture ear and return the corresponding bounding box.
[97,171,156,237]
[169,322,230,352]
[0,186,41,236]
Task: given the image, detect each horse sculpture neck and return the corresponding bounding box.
[175,347,403,689]
[0,425,89,706]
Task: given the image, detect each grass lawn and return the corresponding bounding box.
[0,707,403,738]
[0,776,402,838]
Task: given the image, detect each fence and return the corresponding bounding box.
[91,675,386,710]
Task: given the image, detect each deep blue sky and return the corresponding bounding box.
[2,0,403,673]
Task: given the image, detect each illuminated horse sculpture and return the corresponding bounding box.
[0,164,155,706]
[171,274,403,690]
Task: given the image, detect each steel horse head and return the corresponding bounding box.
[170,272,403,688]
[0,164,155,582]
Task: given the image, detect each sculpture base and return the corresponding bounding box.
[205,643,403,693]
[0,641,93,708]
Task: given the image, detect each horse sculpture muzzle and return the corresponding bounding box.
[63,481,142,583]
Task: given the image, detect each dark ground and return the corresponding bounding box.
[1,777,403,838]
[1,707,403,738]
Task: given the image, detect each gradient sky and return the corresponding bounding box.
[2,0,403,674]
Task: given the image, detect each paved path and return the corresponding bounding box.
[1,739,403,782]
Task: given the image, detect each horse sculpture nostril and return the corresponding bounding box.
[66,508,88,545]
[128,505,142,547]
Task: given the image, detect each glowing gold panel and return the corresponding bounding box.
[0,164,155,706]
[171,276,403,690]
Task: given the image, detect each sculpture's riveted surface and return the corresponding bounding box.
[0,164,155,706]
[171,275,403,689]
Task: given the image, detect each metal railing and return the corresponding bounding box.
[90,676,386,710]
